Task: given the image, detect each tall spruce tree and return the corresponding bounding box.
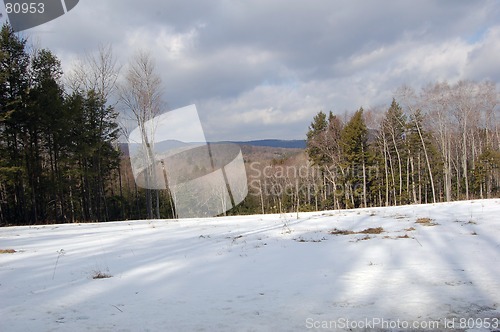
[340,108,369,208]
[306,111,345,209]
[29,49,66,222]
[66,90,120,222]
[0,23,30,224]
[306,111,329,166]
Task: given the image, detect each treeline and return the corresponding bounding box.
[239,81,499,215]
[304,81,500,210]
[0,24,123,225]
[0,24,180,226]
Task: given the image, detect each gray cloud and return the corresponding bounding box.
[2,0,499,140]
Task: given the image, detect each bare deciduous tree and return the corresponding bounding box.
[67,44,120,102]
[118,51,165,219]
[397,85,437,204]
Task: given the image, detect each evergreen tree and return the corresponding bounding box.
[0,23,121,225]
[306,111,328,166]
[340,108,369,208]
[62,90,119,222]
[29,49,66,222]
[0,23,30,224]
[306,111,345,209]
[475,148,500,199]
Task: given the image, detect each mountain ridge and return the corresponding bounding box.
[228,139,306,149]
[120,139,306,155]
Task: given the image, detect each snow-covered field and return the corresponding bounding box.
[1,200,500,332]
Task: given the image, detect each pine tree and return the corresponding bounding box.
[306,111,329,166]
[306,111,345,209]
[340,108,369,208]
[475,148,500,199]
[0,23,30,224]
[29,49,66,222]
[65,90,120,222]
[0,23,121,225]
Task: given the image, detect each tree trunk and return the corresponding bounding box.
[362,145,367,208]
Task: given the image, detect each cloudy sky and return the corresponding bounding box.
[2,0,499,141]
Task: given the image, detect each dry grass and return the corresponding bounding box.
[92,271,112,279]
[405,227,416,232]
[359,227,384,234]
[0,249,16,254]
[329,229,355,235]
[416,218,438,226]
[330,227,384,235]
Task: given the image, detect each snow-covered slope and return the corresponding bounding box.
[1,200,500,331]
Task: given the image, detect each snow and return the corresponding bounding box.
[1,199,500,331]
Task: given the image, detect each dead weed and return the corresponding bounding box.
[416,218,438,226]
[330,227,384,236]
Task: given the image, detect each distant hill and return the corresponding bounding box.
[120,139,306,155]
[230,139,306,149]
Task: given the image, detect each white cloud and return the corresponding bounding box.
[125,25,200,61]
[15,0,499,141]
[465,26,500,82]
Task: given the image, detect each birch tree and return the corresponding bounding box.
[67,44,120,103]
[397,85,437,203]
[118,51,164,219]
